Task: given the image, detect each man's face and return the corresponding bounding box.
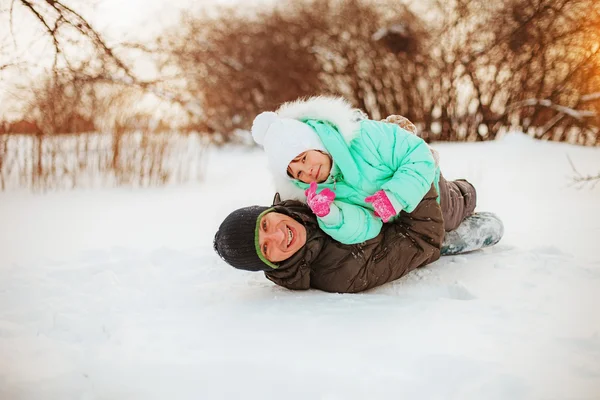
[258,211,307,263]
[287,150,332,184]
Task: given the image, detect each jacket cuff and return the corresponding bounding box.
[384,190,405,214]
[318,203,342,227]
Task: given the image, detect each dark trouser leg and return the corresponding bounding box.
[438,173,477,232]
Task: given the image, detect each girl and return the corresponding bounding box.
[251,96,475,244]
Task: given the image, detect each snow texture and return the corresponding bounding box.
[0,133,599,400]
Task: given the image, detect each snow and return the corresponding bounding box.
[0,132,599,400]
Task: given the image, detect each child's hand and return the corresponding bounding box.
[365,190,397,222]
[305,182,336,217]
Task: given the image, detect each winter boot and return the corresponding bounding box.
[441,212,504,256]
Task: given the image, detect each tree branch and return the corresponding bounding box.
[13,0,135,79]
[567,154,600,189]
[581,92,600,102]
[508,98,597,121]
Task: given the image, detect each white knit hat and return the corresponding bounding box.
[251,111,326,179]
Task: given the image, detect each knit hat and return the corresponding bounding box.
[213,206,278,272]
[251,111,326,179]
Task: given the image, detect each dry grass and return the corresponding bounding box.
[0,131,209,192]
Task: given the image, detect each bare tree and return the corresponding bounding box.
[153,4,324,137]
[425,0,600,143]
[292,0,430,121]
[22,70,97,134]
[5,0,133,77]
[154,0,429,138]
[5,0,600,149]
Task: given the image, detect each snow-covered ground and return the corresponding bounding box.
[0,133,599,400]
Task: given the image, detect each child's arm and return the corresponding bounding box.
[384,115,440,168]
[360,120,436,213]
[316,200,383,244]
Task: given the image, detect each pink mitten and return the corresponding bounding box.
[305,181,336,217]
[365,190,397,222]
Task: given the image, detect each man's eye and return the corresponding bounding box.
[263,244,268,255]
[302,156,306,162]
[297,171,303,179]
[262,220,267,230]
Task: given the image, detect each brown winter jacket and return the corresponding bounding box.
[265,185,444,293]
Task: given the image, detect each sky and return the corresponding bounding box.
[90,0,205,42]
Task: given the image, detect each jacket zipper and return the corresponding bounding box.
[330,173,341,191]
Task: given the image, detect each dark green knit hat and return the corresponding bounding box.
[213,206,278,271]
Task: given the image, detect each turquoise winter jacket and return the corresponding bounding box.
[293,118,440,244]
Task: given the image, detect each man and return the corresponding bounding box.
[213,186,503,294]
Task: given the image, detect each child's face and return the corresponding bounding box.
[286,150,332,184]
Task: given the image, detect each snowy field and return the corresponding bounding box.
[0,133,599,400]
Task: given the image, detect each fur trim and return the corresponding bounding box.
[273,174,307,202]
[272,96,363,202]
[276,96,361,144]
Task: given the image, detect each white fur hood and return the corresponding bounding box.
[276,96,362,145]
